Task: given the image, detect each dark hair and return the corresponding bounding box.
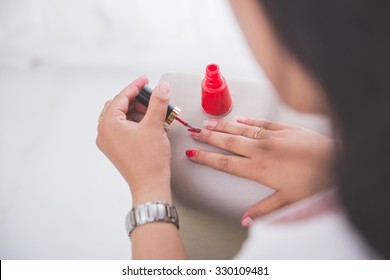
[258,0,390,258]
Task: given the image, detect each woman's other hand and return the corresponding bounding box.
[186,117,334,226]
[96,77,173,206]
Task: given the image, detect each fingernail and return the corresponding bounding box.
[203,119,218,129]
[235,116,248,124]
[188,128,201,135]
[241,210,249,220]
[158,82,170,97]
[241,216,254,227]
[185,150,198,157]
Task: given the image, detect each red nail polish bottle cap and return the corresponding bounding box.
[201,64,232,117]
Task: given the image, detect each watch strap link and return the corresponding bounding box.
[127,201,179,236]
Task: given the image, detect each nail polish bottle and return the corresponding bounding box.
[136,85,181,125]
[201,64,232,117]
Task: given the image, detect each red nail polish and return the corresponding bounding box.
[188,128,201,133]
[201,64,232,117]
[185,150,197,157]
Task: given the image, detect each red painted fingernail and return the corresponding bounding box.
[185,150,198,157]
[188,128,201,134]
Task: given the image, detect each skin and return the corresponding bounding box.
[96,0,334,259]
[187,118,333,226]
[97,78,185,259]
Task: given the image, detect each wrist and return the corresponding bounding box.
[131,181,172,207]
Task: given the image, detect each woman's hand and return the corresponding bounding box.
[96,77,173,206]
[186,117,335,226]
[97,78,185,259]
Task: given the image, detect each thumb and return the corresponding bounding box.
[142,82,170,126]
[241,192,285,227]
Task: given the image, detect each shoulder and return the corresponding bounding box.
[235,189,378,259]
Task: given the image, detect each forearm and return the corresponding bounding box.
[130,182,186,260]
[97,78,185,259]
[132,222,186,259]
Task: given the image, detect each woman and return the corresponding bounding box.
[96,0,389,259]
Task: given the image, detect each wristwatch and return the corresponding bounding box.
[125,201,179,236]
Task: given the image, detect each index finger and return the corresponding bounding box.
[106,76,149,120]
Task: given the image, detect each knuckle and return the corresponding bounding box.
[224,136,236,150]
[240,126,250,137]
[202,129,212,141]
[96,124,107,151]
[218,155,230,170]
[97,120,111,139]
[152,93,168,105]
[262,120,273,130]
[252,205,265,217]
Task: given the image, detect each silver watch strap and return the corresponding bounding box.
[126,201,179,236]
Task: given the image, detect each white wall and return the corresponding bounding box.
[0,0,263,77]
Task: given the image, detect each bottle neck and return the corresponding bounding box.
[204,64,223,89]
